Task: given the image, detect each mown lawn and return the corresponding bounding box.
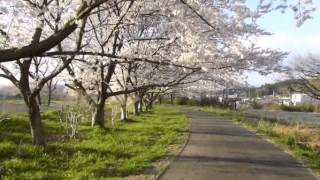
[0,106,188,179]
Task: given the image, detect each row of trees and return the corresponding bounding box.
[0,0,315,145]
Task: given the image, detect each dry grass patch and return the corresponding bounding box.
[274,124,320,150]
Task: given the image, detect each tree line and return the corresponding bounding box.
[0,0,317,145]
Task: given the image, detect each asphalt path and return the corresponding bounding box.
[159,109,318,180]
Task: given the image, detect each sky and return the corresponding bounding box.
[246,1,320,87]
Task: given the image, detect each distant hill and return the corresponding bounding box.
[246,79,320,98]
[251,80,293,97]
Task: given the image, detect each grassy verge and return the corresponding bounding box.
[198,106,320,175]
[0,105,189,179]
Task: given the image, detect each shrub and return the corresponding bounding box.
[42,110,59,121]
[58,106,84,138]
[176,97,190,105]
[314,105,320,113]
[250,101,263,109]
[279,104,314,112]
[198,97,220,106]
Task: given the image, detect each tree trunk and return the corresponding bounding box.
[120,106,127,120]
[47,89,52,106]
[120,94,128,120]
[149,101,153,109]
[138,99,143,113]
[170,94,174,104]
[145,101,153,111]
[91,98,106,128]
[47,80,53,106]
[37,94,42,105]
[134,101,139,115]
[28,96,46,145]
[158,96,162,104]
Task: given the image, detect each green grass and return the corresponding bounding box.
[0,105,188,179]
[198,106,320,174]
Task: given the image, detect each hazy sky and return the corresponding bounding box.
[247,2,320,87]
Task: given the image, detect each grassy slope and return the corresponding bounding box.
[198,106,320,175]
[0,106,188,179]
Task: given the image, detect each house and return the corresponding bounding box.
[241,98,251,104]
[278,96,291,106]
[228,94,238,99]
[291,93,320,106]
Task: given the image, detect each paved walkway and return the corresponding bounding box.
[159,109,318,180]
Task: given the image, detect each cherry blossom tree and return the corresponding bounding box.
[0,0,88,145]
[0,0,118,62]
[287,55,320,100]
[0,0,292,145]
[255,0,317,27]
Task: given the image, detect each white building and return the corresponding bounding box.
[241,98,251,104]
[278,96,291,106]
[291,93,320,106]
[228,94,238,99]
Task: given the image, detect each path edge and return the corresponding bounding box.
[155,114,192,180]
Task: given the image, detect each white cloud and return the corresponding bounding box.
[257,32,320,57]
[246,72,288,87]
[245,32,320,87]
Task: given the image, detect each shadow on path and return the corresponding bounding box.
[159,109,318,180]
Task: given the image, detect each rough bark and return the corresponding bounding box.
[120,105,128,120]
[20,74,46,145]
[27,96,46,145]
[138,99,143,113]
[92,102,105,128]
[134,101,140,115]
[170,94,174,104]
[47,79,55,106]
[120,93,128,120]
[145,102,152,111]
[37,94,42,105]
[47,89,52,106]
[148,101,153,109]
